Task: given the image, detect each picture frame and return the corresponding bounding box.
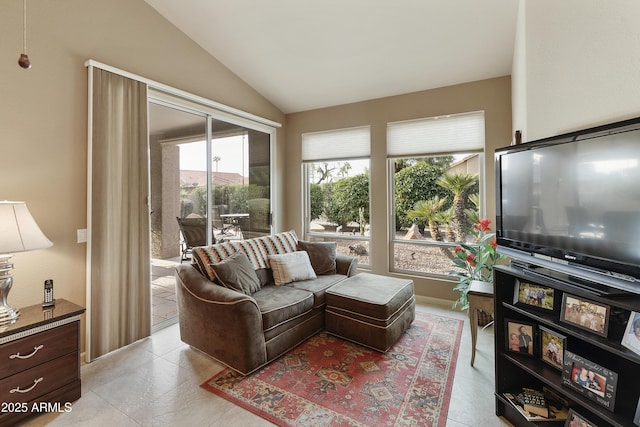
[539,325,565,370]
[621,311,640,356]
[514,280,555,311]
[562,350,617,411]
[565,409,598,427]
[560,293,610,337]
[505,319,535,357]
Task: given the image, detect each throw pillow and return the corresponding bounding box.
[191,242,236,282]
[296,240,337,275]
[210,252,261,295]
[268,251,317,286]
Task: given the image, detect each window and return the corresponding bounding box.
[302,127,371,267]
[388,111,485,276]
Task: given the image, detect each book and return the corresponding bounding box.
[519,388,548,417]
[503,388,569,422]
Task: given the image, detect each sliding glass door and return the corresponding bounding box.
[149,100,273,255]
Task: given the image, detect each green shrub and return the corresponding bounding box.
[394,162,449,228]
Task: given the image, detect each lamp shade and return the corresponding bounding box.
[0,201,53,254]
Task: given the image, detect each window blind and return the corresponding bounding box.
[387,111,485,157]
[302,126,370,162]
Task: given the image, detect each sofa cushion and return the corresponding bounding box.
[268,251,317,285]
[251,285,314,332]
[254,268,274,287]
[326,273,415,321]
[287,274,347,308]
[297,240,337,275]
[210,252,261,295]
[229,238,269,269]
[260,231,299,256]
[191,230,299,282]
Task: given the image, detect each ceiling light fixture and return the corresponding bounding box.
[18,0,31,69]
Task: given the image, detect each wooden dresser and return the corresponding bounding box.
[0,299,84,427]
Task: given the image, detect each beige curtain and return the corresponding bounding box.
[89,67,150,360]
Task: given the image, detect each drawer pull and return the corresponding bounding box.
[9,345,44,360]
[10,377,43,394]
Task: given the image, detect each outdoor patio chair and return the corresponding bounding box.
[177,217,211,263]
[212,206,234,236]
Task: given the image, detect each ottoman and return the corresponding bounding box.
[325,273,415,352]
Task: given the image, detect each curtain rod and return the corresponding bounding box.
[85,59,282,129]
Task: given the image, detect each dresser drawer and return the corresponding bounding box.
[0,322,78,379]
[0,351,79,404]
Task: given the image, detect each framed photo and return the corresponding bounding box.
[562,350,617,411]
[565,409,598,427]
[514,280,555,311]
[560,293,610,337]
[505,319,535,357]
[621,311,640,356]
[539,325,565,370]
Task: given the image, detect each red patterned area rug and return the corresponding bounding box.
[200,312,463,427]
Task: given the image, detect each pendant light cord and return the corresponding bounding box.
[22,0,27,54]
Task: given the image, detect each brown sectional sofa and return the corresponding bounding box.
[174,231,357,375]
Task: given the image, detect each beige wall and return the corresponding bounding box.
[513,0,640,141]
[511,0,527,139]
[284,77,512,300]
[0,0,284,349]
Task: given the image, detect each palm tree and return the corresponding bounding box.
[437,173,478,242]
[212,156,221,172]
[407,196,447,241]
[465,193,481,232]
[434,207,456,242]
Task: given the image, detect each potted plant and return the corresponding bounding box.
[449,219,507,311]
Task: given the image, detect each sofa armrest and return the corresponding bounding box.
[336,254,357,277]
[174,264,267,374]
[176,264,252,303]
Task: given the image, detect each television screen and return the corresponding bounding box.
[496,118,640,283]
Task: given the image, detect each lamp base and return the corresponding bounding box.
[0,255,20,326]
[0,306,19,326]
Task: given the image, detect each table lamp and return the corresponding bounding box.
[0,201,53,325]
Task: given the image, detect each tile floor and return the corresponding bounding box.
[18,297,512,427]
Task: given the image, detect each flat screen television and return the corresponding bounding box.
[495,117,640,294]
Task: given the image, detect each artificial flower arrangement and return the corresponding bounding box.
[449,219,507,310]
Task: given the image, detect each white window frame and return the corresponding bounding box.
[302,126,371,267]
[387,111,486,278]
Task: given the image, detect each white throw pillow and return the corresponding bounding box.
[268,251,317,285]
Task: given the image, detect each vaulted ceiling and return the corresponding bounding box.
[145,0,519,114]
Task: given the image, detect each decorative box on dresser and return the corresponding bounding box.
[0,299,85,427]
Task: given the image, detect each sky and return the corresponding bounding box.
[179,135,248,175]
[180,137,369,179]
